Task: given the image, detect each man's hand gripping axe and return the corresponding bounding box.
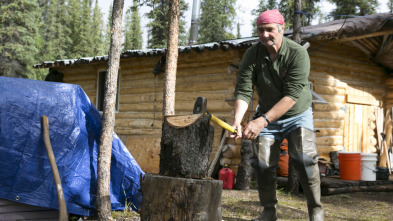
[193,97,238,134]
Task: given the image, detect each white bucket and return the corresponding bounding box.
[360,153,377,181]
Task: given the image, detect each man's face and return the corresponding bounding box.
[257,23,284,47]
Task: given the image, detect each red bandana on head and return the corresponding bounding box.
[256,9,285,25]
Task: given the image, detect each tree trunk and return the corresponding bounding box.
[293,0,302,44]
[286,0,302,195]
[141,174,222,221]
[163,0,180,116]
[96,0,124,219]
[160,113,214,178]
[234,139,254,190]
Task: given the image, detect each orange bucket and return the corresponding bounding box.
[338,152,361,180]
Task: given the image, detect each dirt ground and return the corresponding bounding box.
[221,188,393,221]
[109,187,393,221]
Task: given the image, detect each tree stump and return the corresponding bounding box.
[234,139,254,190]
[140,174,222,221]
[160,113,214,178]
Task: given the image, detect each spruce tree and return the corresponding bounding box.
[37,0,72,61]
[68,0,83,58]
[123,0,143,51]
[198,0,236,43]
[103,4,113,54]
[145,0,188,48]
[92,0,105,55]
[329,0,378,20]
[0,0,40,78]
[278,0,321,29]
[237,22,241,39]
[79,0,94,57]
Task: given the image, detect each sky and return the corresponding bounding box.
[96,0,390,49]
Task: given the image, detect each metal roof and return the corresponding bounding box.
[33,37,259,69]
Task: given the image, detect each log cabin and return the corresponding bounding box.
[34,13,393,175]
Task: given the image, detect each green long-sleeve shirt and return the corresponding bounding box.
[235,37,312,119]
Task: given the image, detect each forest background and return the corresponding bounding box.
[0,0,391,80]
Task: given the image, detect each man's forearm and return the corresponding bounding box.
[233,99,249,125]
[264,96,296,123]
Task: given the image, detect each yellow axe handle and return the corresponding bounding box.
[209,114,237,134]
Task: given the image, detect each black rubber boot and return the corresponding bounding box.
[287,127,324,221]
[250,136,281,221]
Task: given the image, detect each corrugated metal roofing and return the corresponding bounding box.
[33,37,260,69]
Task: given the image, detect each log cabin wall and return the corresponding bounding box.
[308,39,386,161]
[52,38,387,174]
[54,49,250,174]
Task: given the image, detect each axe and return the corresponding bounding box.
[193,97,237,134]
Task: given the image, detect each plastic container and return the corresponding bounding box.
[219,166,235,189]
[376,167,390,181]
[360,153,377,181]
[277,139,289,177]
[338,152,361,181]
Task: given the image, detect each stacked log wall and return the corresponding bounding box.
[308,40,386,161]
[55,39,388,173]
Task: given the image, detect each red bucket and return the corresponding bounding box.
[338,152,361,180]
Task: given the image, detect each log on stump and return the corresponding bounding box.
[234,139,254,190]
[160,113,214,178]
[140,174,222,221]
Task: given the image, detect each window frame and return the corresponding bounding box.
[96,69,120,112]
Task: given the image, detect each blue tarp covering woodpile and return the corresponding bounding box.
[0,76,144,216]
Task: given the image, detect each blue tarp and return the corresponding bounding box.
[0,76,144,216]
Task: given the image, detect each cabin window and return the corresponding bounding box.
[97,70,120,112]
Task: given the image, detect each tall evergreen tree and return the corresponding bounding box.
[198,0,236,43]
[92,0,105,55]
[38,0,72,61]
[329,0,378,20]
[68,0,83,57]
[251,0,321,33]
[389,0,393,13]
[278,0,321,29]
[0,0,40,78]
[145,0,188,48]
[103,4,113,54]
[123,0,143,51]
[79,0,94,57]
[237,22,241,39]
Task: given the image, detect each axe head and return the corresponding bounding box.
[193,97,207,114]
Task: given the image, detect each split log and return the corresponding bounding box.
[140,174,222,221]
[160,113,214,178]
[234,139,254,190]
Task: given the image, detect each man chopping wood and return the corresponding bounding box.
[230,9,324,221]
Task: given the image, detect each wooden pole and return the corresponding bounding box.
[293,0,302,44]
[163,0,180,116]
[41,116,68,221]
[287,0,302,195]
[96,0,124,219]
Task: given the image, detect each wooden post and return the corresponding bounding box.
[234,139,254,190]
[96,0,124,219]
[163,0,180,116]
[287,0,302,195]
